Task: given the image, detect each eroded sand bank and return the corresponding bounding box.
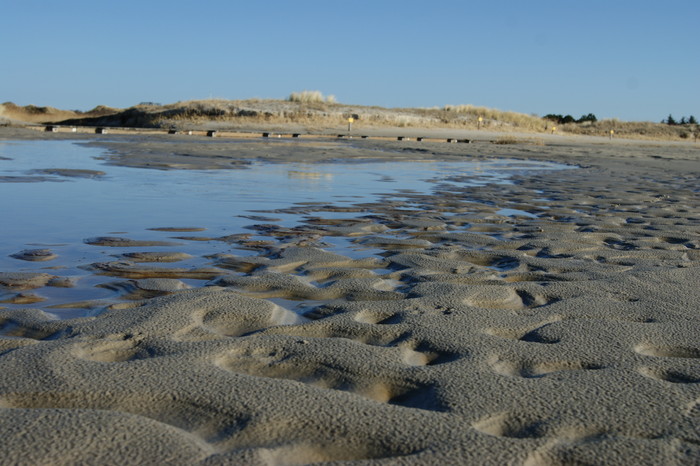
[1,128,699,464]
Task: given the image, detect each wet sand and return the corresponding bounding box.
[1,127,699,464]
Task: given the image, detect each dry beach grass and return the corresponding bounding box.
[3,98,698,141]
[0,127,699,464]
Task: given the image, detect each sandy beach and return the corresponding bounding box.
[1,127,699,464]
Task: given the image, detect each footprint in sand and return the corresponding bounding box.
[634,344,700,359]
[348,310,458,364]
[638,366,700,384]
[0,314,60,340]
[268,311,458,367]
[472,412,548,439]
[603,238,638,251]
[489,355,604,378]
[214,340,445,411]
[71,334,147,363]
[352,309,405,325]
[395,341,458,366]
[484,317,563,344]
[463,287,554,310]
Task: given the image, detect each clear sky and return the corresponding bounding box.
[2,0,698,122]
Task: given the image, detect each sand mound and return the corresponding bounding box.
[0,102,120,124]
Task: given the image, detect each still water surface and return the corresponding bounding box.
[0,140,569,316]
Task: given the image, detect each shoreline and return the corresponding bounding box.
[1,127,699,464]
[4,122,700,146]
[3,125,699,172]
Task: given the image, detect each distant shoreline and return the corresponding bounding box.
[2,124,698,151]
[2,98,698,143]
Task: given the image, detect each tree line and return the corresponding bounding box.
[544,112,698,126]
[663,114,697,125]
[543,113,598,124]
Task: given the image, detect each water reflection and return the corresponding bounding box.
[0,140,571,316]
[287,170,334,181]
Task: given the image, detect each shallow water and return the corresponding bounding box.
[0,140,570,316]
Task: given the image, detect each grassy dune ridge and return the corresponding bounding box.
[2,98,698,141]
[0,102,118,124]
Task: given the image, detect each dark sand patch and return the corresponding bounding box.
[31,168,105,178]
[10,249,58,262]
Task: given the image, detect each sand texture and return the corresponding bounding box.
[0,128,699,464]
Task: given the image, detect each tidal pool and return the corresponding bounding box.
[0,140,570,317]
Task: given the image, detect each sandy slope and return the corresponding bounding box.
[0,128,699,464]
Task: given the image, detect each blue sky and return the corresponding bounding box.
[2,0,698,122]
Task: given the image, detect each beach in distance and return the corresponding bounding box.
[0,126,699,465]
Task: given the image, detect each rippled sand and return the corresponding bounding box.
[1,128,699,464]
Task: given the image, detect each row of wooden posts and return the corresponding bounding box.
[43,125,473,143]
[43,124,698,143]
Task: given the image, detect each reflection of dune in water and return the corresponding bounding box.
[287,170,334,181]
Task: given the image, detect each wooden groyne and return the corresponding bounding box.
[29,124,478,144]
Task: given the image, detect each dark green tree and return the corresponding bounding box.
[689,115,698,125]
[576,113,597,123]
[665,114,677,125]
[561,115,576,124]
[543,114,563,123]
[544,113,598,124]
